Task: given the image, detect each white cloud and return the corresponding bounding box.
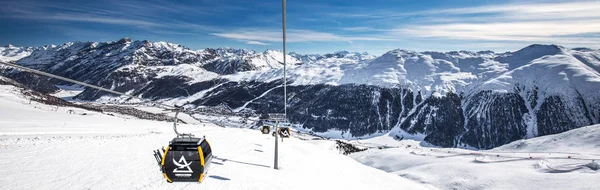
[48,14,161,27]
[391,1,600,47]
[247,41,269,45]
[423,1,600,18]
[330,1,600,21]
[399,21,600,39]
[341,27,386,32]
[0,0,218,31]
[212,29,389,43]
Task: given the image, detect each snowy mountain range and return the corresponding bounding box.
[1,38,599,149]
[0,44,37,62]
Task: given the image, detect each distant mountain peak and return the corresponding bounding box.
[384,49,419,56]
[476,50,495,54]
[516,44,565,55]
[117,38,132,44]
[333,50,350,55]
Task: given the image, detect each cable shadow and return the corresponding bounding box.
[209,175,231,181]
[213,156,270,168]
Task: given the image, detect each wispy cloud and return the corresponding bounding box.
[0,1,156,26]
[247,41,269,45]
[328,1,600,21]
[398,21,600,40]
[47,14,161,27]
[0,0,218,32]
[116,0,197,14]
[422,1,600,19]
[387,1,600,48]
[341,27,388,32]
[212,29,389,43]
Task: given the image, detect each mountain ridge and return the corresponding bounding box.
[1,38,599,149]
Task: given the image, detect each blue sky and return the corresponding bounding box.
[0,0,599,55]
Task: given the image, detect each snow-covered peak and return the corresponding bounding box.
[56,42,75,51]
[213,47,256,55]
[0,45,35,62]
[289,51,375,65]
[142,41,190,53]
[482,51,600,96]
[117,37,132,44]
[424,50,496,60]
[339,49,411,87]
[195,47,304,75]
[330,51,375,61]
[235,49,301,71]
[476,50,496,55]
[494,44,567,70]
[372,49,412,64]
[338,46,590,96]
[513,44,567,55]
[322,51,353,58]
[447,50,477,57]
[342,48,480,93]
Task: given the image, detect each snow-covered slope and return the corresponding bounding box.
[224,50,375,86]
[0,82,432,189]
[349,126,600,190]
[340,49,479,92]
[492,124,600,154]
[199,48,301,75]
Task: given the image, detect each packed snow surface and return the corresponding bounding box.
[348,127,600,190]
[0,85,432,190]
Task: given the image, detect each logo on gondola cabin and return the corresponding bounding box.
[173,155,193,173]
